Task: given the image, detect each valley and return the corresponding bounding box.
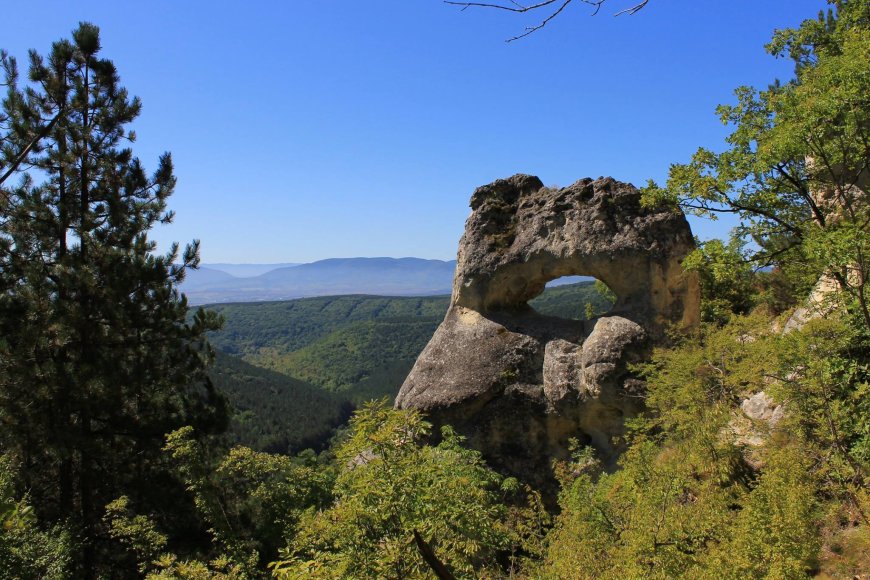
[206,281,612,452]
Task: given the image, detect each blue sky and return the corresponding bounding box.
[4,1,825,263]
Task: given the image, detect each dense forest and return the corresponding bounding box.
[207,283,610,390]
[208,352,352,454]
[206,282,611,452]
[1,1,868,577]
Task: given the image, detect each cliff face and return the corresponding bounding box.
[396,175,700,486]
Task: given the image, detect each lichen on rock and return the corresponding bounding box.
[396,174,700,487]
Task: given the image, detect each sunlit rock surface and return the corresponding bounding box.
[396,174,700,486]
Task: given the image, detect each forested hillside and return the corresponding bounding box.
[2,3,867,578]
[208,352,352,453]
[206,281,611,400]
[205,282,612,451]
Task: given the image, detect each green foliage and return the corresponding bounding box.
[163,426,334,572]
[207,282,611,403]
[640,315,771,440]
[201,282,613,457]
[542,317,826,578]
[609,7,870,569]
[205,295,449,357]
[272,401,511,578]
[768,315,870,517]
[682,236,756,323]
[502,484,551,575]
[209,351,351,453]
[0,457,73,579]
[708,443,820,578]
[642,0,870,330]
[544,442,737,579]
[102,467,253,579]
[104,496,168,573]
[543,320,753,578]
[206,295,449,402]
[145,553,248,579]
[755,261,818,316]
[270,318,441,397]
[0,23,227,574]
[530,280,614,320]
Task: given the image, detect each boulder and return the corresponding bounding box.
[396,175,700,487]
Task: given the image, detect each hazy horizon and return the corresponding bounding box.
[4,1,824,263]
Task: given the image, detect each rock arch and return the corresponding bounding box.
[451,174,698,332]
[396,174,700,488]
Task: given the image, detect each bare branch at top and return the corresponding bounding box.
[444,0,651,42]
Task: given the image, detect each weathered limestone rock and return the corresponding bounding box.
[730,390,786,460]
[783,275,841,333]
[740,391,785,427]
[396,175,700,486]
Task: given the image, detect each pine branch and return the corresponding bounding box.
[0,110,62,187]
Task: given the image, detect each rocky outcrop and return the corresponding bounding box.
[396,175,700,487]
[731,391,786,449]
[783,275,841,333]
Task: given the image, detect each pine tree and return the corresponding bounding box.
[0,23,227,575]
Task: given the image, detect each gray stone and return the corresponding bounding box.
[740,391,784,427]
[395,175,700,487]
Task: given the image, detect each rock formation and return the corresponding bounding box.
[396,174,700,486]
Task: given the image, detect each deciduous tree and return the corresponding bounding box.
[642,0,870,329]
[272,401,512,579]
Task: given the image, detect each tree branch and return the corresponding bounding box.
[0,110,63,187]
[611,0,648,15]
[444,0,649,42]
[413,529,456,580]
[509,0,573,41]
[445,0,563,13]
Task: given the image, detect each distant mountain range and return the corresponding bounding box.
[182,257,593,305]
[200,263,301,277]
[181,257,458,305]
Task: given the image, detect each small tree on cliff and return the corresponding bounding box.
[642,0,870,328]
[0,22,226,575]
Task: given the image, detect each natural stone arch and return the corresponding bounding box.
[451,174,698,334]
[396,174,700,490]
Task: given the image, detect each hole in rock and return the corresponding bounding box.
[529,276,616,320]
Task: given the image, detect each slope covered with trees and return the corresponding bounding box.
[208,352,352,454]
[2,2,868,578]
[205,282,611,401]
[200,282,612,454]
